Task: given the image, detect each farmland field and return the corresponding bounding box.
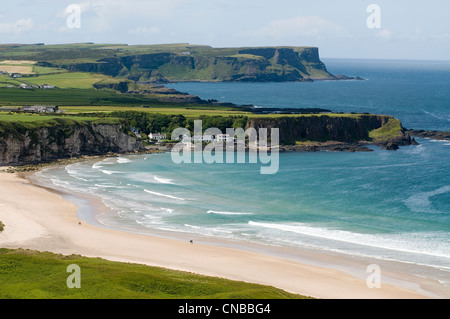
[25,72,110,89]
[0,65,34,74]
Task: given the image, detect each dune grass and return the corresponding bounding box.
[0,248,309,299]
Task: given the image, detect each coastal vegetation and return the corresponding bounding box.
[0,43,425,300]
[0,221,4,232]
[368,117,403,142]
[0,43,413,165]
[0,43,337,83]
[0,248,308,299]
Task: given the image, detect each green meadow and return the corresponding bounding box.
[0,248,308,299]
[25,72,111,89]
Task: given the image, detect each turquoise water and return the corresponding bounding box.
[167,59,450,131]
[36,59,450,288]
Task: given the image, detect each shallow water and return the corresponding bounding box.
[36,59,450,294]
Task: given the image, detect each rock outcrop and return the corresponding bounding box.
[407,129,450,141]
[246,114,414,148]
[0,113,416,165]
[0,123,144,165]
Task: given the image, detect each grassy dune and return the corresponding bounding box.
[0,248,308,299]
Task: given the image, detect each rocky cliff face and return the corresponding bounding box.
[0,114,413,165]
[246,115,414,147]
[0,123,144,165]
[54,46,335,83]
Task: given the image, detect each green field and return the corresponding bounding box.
[61,105,250,117]
[0,61,122,89]
[0,248,308,299]
[0,112,119,123]
[0,88,174,106]
[25,72,110,89]
[0,43,334,82]
[31,65,67,75]
[0,75,24,87]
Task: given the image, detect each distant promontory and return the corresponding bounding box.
[0,43,360,83]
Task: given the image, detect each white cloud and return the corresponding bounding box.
[240,16,343,39]
[377,28,392,40]
[56,2,91,18]
[55,0,189,33]
[0,18,34,34]
[129,26,161,34]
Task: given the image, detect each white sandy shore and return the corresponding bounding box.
[0,171,441,299]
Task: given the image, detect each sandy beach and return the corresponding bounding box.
[0,170,443,299]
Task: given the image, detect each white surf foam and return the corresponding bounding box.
[92,162,103,169]
[248,221,450,259]
[144,189,185,201]
[117,157,132,164]
[404,185,450,214]
[207,210,253,216]
[100,169,121,175]
[154,176,175,184]
[65,166,88,181]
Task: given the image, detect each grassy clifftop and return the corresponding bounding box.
[0,43,336,83]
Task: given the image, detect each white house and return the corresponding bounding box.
[202,135,214,142]
[216,134,234,142]
[21,105,58,113]
[40,84,57,89]
[191,135,214,142]
[149,133,166,140]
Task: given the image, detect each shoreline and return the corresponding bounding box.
[0,167,447,299]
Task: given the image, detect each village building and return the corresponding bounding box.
[21,105,59,113]
[149,133,167,140]
[173,133,191,141]
[216,134,234,142]
[192,135,214,142]
[40,84,57,89]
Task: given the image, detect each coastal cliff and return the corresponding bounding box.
[38,45,342,83]
[246,114,415,150]
[0,121,144,165]
[0,113,415,165]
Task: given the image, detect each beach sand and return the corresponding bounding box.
[0,171,440,299]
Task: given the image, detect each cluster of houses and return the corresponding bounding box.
[21,105,60,113]
[0,71,23,78]
[0,105,61,114]
[148,132,235,144]
[18,83,57,89]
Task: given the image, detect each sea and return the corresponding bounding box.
[34,59,450,296]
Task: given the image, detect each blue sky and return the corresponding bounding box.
[0,0,449,60]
